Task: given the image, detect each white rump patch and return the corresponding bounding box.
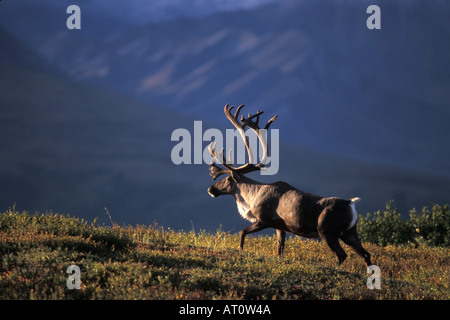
[347,197,361,230]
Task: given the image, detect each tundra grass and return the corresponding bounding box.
[0,209,448,299]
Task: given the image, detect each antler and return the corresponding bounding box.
[208,142,235,180]
[240,109,278,166]
[208,104,278,180]
[224,104,264,164]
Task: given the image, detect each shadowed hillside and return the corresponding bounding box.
[2,0,448,177]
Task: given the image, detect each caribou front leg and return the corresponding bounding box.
[240,221,268,251]
[276,229,286,256]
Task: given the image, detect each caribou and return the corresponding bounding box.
[207,104,372,267]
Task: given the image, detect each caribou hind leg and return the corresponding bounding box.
[340,226,372,267]
[320,232,348,265]
[318,208,348,265]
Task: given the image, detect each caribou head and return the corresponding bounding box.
[207,104,277,197]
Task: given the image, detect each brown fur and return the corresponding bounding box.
[208,175,372,266]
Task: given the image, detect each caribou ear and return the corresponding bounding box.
[230,171,241,182]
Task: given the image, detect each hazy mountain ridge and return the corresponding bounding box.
[2,0,278,24]
[1,0,447,177]
[1,27,448,232]
[0,2,449,231]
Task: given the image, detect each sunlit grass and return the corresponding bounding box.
[0,209,448,299]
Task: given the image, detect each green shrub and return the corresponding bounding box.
[358,201,449,247]
[358,201,414,246]
[408,204,449,247]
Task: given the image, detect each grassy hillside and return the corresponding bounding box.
[0,209,448,300]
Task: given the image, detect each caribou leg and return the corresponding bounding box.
[340,226,372,267]
[319,231,348,265]
[240,221,268,251]
[276,229,286,256]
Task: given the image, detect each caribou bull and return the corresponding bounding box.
[207,104,372,266]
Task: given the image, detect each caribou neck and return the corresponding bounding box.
[233,176,263,202]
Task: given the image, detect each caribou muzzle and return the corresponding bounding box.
[207,186,219,197]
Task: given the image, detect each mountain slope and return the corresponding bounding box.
[2,0,447,177]
[0,26,449,232]
[0,26,198,227]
